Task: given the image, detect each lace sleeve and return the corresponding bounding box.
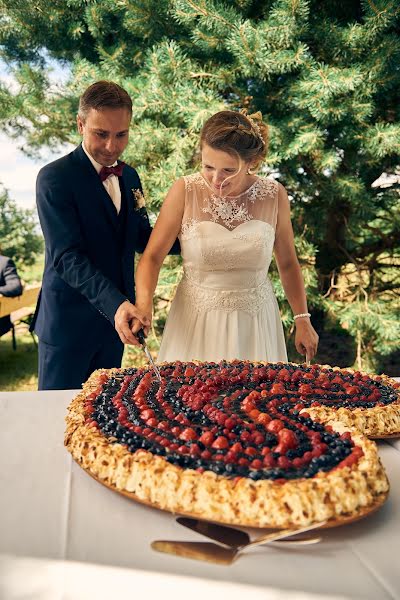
[180,175,203,239]
[250,177,279,229]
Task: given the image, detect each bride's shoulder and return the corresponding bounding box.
[182,172,204,191]
[254,175,280,196]
[165,178,186,201]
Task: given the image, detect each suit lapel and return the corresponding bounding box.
[98,183,120,230]
[119,170,138,299]
[120,169,137,241]
[73,145,119,230]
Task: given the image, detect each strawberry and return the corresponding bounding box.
[199,431,215,446]
[230,442,243,453]
[277,456,291,469]
[278,428,298,449]
[263,454,276,468]
[212,436,229,449]
[267,419,284,433]
[179,428,198,441]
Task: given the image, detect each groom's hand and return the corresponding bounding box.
[114,300,150,345]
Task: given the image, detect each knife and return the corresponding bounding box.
[136,328,162,382]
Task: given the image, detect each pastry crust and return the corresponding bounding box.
[65,367,390,528]
[303,369,400,438]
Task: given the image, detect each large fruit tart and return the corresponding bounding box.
[65,361,397,528]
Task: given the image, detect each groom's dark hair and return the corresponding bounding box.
[78,81,132,121]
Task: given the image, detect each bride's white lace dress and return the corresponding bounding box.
[157,173,287,363]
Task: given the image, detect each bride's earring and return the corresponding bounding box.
[247,164,256,175]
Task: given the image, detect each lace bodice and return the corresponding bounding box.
[177,173,279,315]
[181,173,278,234]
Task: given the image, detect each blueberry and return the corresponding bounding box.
[249,471,262,481]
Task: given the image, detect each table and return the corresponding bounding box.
[1,390,399,599]
[0,285,40,318]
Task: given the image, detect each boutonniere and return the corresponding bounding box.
[132,188,146,210]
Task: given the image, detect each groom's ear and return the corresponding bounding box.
[77,114,84,135]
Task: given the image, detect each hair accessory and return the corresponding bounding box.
[239,108,265,146]
[293,312,311,321]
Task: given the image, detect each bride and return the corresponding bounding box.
[133,109,318,363]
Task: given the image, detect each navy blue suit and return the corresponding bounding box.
[31,144,153,390]
[0,255,23,337]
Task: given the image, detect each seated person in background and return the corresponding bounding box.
[0,250,23,337]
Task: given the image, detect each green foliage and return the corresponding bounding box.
[1,0,399,370]
[0,185,43,268]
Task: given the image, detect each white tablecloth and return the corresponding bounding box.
[0,390,399,600]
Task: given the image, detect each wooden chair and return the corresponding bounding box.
[0,285,40,350]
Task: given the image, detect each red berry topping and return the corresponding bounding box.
[141,409,155,420]
[90,360,397,485]
[179,428,198,441]
[199,431,215,446]
[212,436,229,450]
[267,419,285,433]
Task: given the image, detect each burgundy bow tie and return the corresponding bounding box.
[99,162,125,182]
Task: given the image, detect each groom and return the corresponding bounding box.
[32,81,157,390]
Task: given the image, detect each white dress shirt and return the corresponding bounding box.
[82,142,121,214]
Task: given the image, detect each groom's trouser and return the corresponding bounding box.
[38,335,124,390]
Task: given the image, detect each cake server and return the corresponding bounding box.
[176,517,321,548]
[152,520,325,565]
[177,517,249,548]
[136,329,162,382]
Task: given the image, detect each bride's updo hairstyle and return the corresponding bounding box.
[200,109,268,170]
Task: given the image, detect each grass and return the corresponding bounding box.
[0,255,43,391]
[0,328,38,391]
[0,324,148,392]
[0,255,42,391]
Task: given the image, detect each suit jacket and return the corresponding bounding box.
[0,255,23,297]
[0,255,23,337]
[31,144,153,347]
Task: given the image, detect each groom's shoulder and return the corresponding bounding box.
[37,146,80,183]
[123,162,140,179]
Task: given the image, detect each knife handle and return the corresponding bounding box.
[136,328,146,345]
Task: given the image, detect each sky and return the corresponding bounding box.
[0,59,72,210]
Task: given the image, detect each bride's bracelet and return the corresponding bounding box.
[293,312,311,321]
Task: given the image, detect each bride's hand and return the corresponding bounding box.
[295,319,319,361]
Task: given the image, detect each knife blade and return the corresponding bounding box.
[136,329,162,382]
